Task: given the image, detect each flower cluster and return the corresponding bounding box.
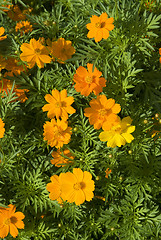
[15,20,33,36]
[46,168,95,205]
[0,204,25,239]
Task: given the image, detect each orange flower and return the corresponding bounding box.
[51,149,74,167]
[20,38,52,69]
[7,5,27,21]
[43,119,72,149]
[0,27,7,41]
[46,174,64,204]
[0,55,7,71]
[47,38,75,63]
[0,204,25,239]
[73,63,106,96]
[0,118,5,138]
[0,79,28,103]
[99,116,135,148]
[15,21,33,36]
[61,168,95,205]
[84,95,121,130]
[86,12,114,42]
[42,89,76,120]
[105,168,112,178]
[159,48,161,63]
[4,57,27,76]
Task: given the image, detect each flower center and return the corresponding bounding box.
[55,102,62,108]
[95,22,106,28]
[35,48,41,55]
[85,76,93,83]
[73,182,86,190]
[114,126,122,134]
[99,109,107,116]
[4,218,11,225]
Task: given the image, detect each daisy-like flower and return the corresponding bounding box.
[0,27,7,41]
[86,12,114,42]
[15,21,33,36]
[159,48,161,63]
[51,149,74,167]
[47,38,75,63]
[84,95,121,130]
[20,38,52,69]
[61,168,95,205]
[73,63,106,96]
[99,116,135,148]
[42,89,76,120]
[0,204,25,239]
[0,118,5,138]
[43,118,72,149]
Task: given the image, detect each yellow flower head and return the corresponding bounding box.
[20,38,52,69]
[0,27,7,41]
[42,89,76,120]
[47,38,75,63]
[84,95,121,130]
[15,21,33,36]
[0,204,25,239]
[73,63,106,96]
[43,118,72,149]
[51,149,74,167]
[99,116,135,148]
[86,12,114,42]
[0,118,5,138]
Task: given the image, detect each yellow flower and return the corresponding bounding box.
[42,89,76,120]
[43,119,72,149]
[47,38,75,63]
[99,116,135,148]
[0,27,7,41]
[20,38,51,69]
[0,118,5,138]
[86,13,114,42]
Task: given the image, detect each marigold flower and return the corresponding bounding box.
[61,168,95,205]
[20,38,51,69]
[47,38,75,63]
[0,27,7,41]
[105,168,112,178]
[43,119,72,149]
[42,89,76,120]
[51,149,74,167]
[84,95,121,130]
[0,204,25,239]
[73,63,106,96]
[99,116,135,148]
[159,48,161,63]
[86,12,114,42]
[0,118,5,138]
[15,21,33,36]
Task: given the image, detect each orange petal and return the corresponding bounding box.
[10,223,19,238]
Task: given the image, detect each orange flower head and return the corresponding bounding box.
[20,38,52,69]
[51,149,74,167]
[0,118,5,138]
[42,89,76,120]
[0,204,25,239]
[15,21,33,36]
[61,168,95,205]
[47,38,75,63]
[86,12,114,42]
[5,57,27,76]
[43,118,72,149]
[99,116,135,148]
[73,63,106,96]
[105,168,112,178]
[0,27,7,41]
[84,95,121,130]
[7,5,27,21]
[46,174,64,203]
[0,78,28,103]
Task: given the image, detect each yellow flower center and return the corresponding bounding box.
[99,109,107,116]
[95,22,106,28]
[114,126,122,134]
[55,102,62,108]
[73,182,86,190]
[85,76,93,83]
[4,218,11,225]
[35,48,41,55]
